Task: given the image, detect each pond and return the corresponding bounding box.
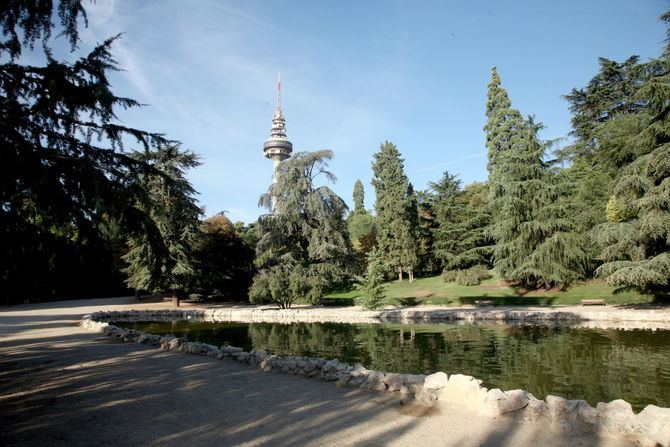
[115,320,670,411]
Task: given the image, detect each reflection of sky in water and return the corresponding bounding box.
[115,320,670,411]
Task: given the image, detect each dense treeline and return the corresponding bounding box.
[2,2,668,307]
[0,1,255,304]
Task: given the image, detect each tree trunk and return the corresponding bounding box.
[174,295,180,307]
[134,289,140,301]
[409,269,414,283]
[398,267,403,282]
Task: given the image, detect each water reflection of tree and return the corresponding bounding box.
[119,320,669,410]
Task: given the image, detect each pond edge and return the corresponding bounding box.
[81,309,670,446]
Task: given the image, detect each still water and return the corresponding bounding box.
[116,320,670,410]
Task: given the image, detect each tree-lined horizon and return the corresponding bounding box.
[2,1,668,307]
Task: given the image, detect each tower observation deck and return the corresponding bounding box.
[263,73,293,182]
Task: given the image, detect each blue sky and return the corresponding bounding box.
[53,0,669,222]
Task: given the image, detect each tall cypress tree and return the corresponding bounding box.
[371,141,417,282]
[353,179,365,214]
[347,180,376,272]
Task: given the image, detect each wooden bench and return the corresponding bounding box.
[581,299,605,306]
[474,300,495,306]
[320,298,337,306]
[163,296,175,303]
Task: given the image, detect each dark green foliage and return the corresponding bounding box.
[371,141,418,281]
[594,57,670,290]
[484,67,524,182]
[122,146,202,299]
[352,179,365,214]
[251,150,354,308]
[0,4,202,303]
[347,180,377,273]
[355,249,388,309]
[431,175,492,272]
[1,0,87,59]
[455,265,492,286]
[562,56,666,166]
[191,214,257,301]
[486,69,589,288]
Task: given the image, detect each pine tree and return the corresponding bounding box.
[486,69,588,288]
[371,141,417,282]
[484,67,524,182]
[356,249,388,310]
[0,2,203,302]
[123,146,202,305]
[433,176,492,271]
[594,14,670,292]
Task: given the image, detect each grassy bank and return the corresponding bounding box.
[323,272,656,306]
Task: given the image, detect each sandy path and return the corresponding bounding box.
[0,298,632,446]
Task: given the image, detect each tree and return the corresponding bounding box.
[484,67,524,183]
[0,1,202,303]
[594,13,670,292]
[561,56,666,166]
[347,180,377,273]
[191,213,257,301]
[432,174,492,271]
[485,69,588,288]
[352,179,365,214]
[356,249,388,310]
[250,150,353,308]
[371,141,417,282]
[122,146,202,305]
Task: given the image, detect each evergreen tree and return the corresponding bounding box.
[353,179,365,214]
[371,141,418,282]
[250,150,353,308]
[432,174,492,271]
[356,249,388,310]
[490,116,589,287]
[0,2,202,302]
[347,179,377,274]
[485,69,588,287]
[594,14,670,291]
[484,67,524,182]
[562,56,666,166]
[123,146,202,305]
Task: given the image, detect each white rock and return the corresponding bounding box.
[638,405,670,447]
[439,374,488,410]
[424,372,448,391]
[596,399,645,439]
[483,389,529,417]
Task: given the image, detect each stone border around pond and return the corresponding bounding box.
[80,310,670,447]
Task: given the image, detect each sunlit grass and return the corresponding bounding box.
[322,271,654,306]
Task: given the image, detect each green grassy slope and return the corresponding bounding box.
[323,271,654,306]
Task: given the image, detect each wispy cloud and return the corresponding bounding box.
[409,151,487,175]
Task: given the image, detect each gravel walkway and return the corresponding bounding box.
[0,297,638,446]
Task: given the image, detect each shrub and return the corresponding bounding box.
[455,265,493,286]
[355,250,388,309]
[443,270,459,283]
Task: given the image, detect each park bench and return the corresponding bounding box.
[474,300,495,306]
[580,299,605,306]
[320,298,337,306]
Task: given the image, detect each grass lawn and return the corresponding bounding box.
[322,271,657,307]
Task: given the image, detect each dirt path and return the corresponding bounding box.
[0,298,632,446]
